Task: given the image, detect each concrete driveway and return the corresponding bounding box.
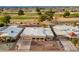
[16,39,32,51]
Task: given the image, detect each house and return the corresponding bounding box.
[20,27,54,41]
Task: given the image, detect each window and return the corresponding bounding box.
[37,38,39,39]
[47,38,50,39]
[40,38,43,39]
[32,38,35,39]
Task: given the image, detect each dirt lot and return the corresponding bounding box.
[30,40,64,51]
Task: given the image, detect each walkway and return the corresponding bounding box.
[15,38,32,51]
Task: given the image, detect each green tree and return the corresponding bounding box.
[2,15,11,25]
[63,11,70,17]
[39,14,47,22]
[36,8,41,12]
[38,12,42,15]
[39,9,55,22]
[36,8,42,15]
[0,23,4,27]
[45,10,55,21]
[18,10,24,15]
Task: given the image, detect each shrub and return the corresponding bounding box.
[71,39,78,46]
[0,23,4,27]
[63,11,70,17]
[2,15,11,25]
[18,10,24,15]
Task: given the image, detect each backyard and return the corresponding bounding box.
[30,40,64,51]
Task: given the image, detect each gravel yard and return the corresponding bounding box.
[0,42,15,51]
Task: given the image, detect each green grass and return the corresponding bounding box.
[0,11,39,19]
[0,15,39,21]
[54,14,63,17]
[3,12,18,14]
[11,16,39,19]
[2,11,79,17]
[0,16,4,23]
[55,13,79,18]
[3,12,38,15]
[2,11,79,21]
[69,13,79,17]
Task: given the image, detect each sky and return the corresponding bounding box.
[0,0,79,6]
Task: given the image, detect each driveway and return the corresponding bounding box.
[58,36,78,51]
[15,39,32,51]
